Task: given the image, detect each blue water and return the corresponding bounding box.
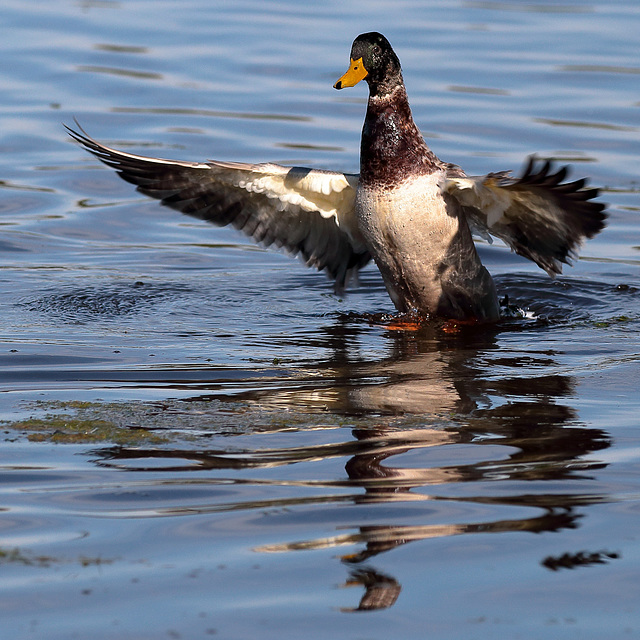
[1,1,639,638]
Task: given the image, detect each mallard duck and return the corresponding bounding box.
[67,32,606,323]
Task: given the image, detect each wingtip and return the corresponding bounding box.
[64,117,90,145]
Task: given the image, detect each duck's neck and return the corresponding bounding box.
[360,83,441,187]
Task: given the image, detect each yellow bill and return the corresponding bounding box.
[334,57,368,90]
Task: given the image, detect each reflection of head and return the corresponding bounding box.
[340,568,401,612]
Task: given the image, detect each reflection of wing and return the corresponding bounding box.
[66,124,370,290]
[445,157,606,275]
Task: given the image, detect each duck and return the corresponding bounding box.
[66,31,606,323]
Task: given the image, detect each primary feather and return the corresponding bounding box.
[444,157,606,276]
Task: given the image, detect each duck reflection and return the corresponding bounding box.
[93,318,610,611]
[341,568,402,612]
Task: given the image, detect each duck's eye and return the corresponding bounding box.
[372,45,381,55]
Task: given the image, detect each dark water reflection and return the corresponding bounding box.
[83,324,611,612]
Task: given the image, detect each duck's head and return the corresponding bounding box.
[334,32,403,97]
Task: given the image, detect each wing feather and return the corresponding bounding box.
[66,123,369,289]
[444,157,606,275]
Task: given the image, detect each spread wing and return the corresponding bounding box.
[444,157,607,275]
[66,124,370,290]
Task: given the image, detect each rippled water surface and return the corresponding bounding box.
[1,1,639,638]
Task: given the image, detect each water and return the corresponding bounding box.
[1,0,639,638]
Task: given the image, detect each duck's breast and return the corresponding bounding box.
[355,172,499,320]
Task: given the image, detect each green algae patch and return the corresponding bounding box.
[0,546,116,568]
[593,314,634,328]
[2,397,423,447]
[0,547,57,567]
[22,417,168,444]
[4,403,170,445]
